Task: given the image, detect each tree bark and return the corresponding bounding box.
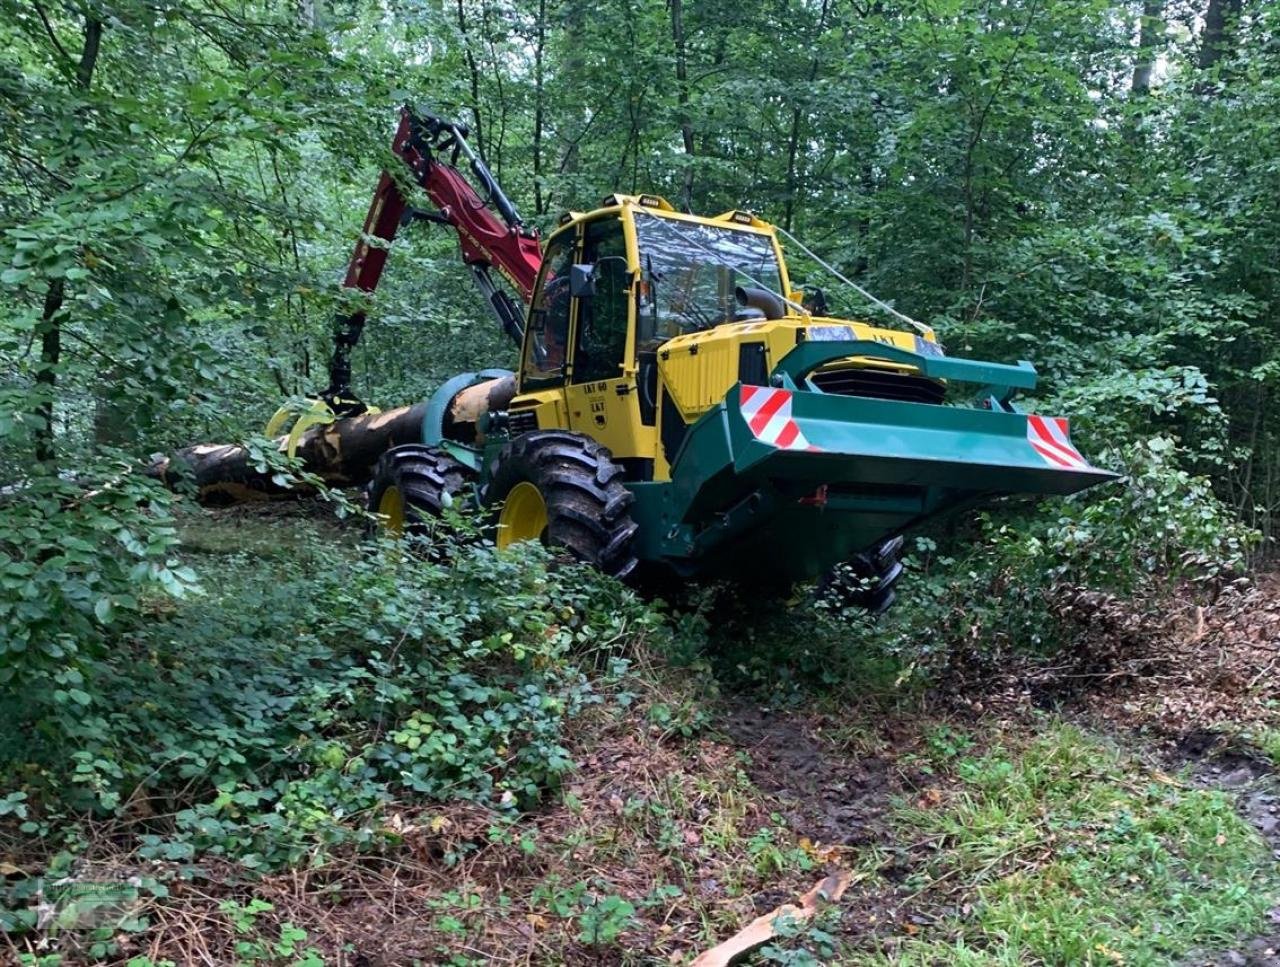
[669,0,696,211]
[782,0,832,233]
[296,0,318,29]
[33,14,103,467]
[533,0,547,215]
[148,403,430,505]
[1198,0,1242,75]
[456,0,487,162]
[782,109,803,234]
[1131,0,1163,96]
[554,0,587,190]
[34,280,65,464]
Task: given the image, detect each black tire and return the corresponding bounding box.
[818,535,905,616]
[482,430,639,580]
[367,444,471,536]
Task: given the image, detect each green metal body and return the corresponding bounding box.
[422,368,514,471]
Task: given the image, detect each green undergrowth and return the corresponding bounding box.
[1264,736,1280,771]
[881,721,1279,966]
[2,505,1275,964]
[0,509,670,876]
[1246,729,1280,771]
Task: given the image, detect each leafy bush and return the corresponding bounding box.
[0,460,197,707]
[0,518,664,870]
[871,434,1255,671]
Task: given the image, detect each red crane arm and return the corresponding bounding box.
[342,110,542,300]
[391,110,542,300]
[340,169,406,294]
[323,107,543,410]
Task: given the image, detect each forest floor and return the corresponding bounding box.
[8,507,1280,966]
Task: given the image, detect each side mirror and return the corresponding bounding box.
[569,264,596,298]
[802,285,829,316]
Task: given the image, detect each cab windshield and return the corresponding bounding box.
[633,211,784,347]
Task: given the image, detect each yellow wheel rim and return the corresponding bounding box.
[378,485,407,535]
[497,481,548,549]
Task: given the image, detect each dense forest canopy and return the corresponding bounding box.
[3,0,1276,487]
[0,0,1275,676]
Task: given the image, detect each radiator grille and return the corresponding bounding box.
[507,408,538,435]
[810,367,945,405]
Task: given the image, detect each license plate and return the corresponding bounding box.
[807,325,856,342]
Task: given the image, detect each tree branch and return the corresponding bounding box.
[29,0,72,67]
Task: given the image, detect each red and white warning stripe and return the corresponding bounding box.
[740,386,819,451]
[1027,415,1090,470]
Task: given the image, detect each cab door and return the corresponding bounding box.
[514,225,578,429]
[564,216,653,472]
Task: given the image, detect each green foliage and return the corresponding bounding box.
[220,899,323,966]
[887,722,1280,964]
[746,822,815,878]
[2,0,1280,957]
[895,434,1254,655]
[0,459,196,695]
[575,893,637,946]
[759,909,840,966]
[0,523,663,873]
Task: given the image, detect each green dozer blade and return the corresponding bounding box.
[629,339,1120,583]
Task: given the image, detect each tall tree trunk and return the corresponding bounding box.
[1131,0,1163,96]
[456,0,486,162]
[533,0,547,215]
[296,0,318,29]
[34,281,65,464]
[34,14,102,468]
[958,0,1039,294]
[1198,0,1242,77]
[782,0,832,232]
[669,0,696,211]
[554,0,587,193]
[481,0,507,181]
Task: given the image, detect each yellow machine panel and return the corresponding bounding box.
[658,317,936,425]
[658,324,765,421]
[508,388,568,433]
[564,377,658,460]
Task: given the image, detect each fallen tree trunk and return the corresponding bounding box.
[148,403,427,505]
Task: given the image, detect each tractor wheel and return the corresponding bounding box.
[367,444,470,537]
[818,535,905,616]
[482,431,639,580]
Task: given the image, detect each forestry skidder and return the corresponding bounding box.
[278,106,1116,610]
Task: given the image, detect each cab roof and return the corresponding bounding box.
[557,193,774,232]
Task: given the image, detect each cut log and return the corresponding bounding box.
[148,402,428,505]
[445,374,517,443]
[689,869,853,967]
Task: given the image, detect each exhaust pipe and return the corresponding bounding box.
[735,285,786,321]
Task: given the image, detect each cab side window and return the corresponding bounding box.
[572,218,630,385]
[522,232,576,384]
